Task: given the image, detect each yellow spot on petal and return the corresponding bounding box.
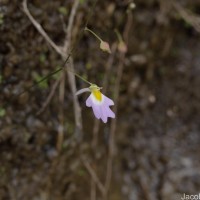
[92,90,102,101]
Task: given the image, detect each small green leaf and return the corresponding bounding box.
[0,13,4,25]
[0,108,6,117]
[0,166,6,175]
[0,74,2,83]
[39,53,46,63]
[58,7,68,15]
[110,75,115,84]
[79,0,86,4]
[34,74,48,89]
[78,168,86,176]
[86,62,92,70]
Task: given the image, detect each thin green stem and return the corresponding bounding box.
[114,29,123,42]
[74,73,92,85]
[17,67,63,98]
[85,27,102,42]
[68,69,92,85]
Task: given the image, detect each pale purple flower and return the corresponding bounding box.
[76,84,115,123]
[86,85,115,123]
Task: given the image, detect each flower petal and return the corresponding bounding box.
[105,106,115,118]
[103,94,114,106]
[86,93,115,123]
[91,104,101,119]
[100,106,108,123]
[86,95,93,107]
[76,88,90,96]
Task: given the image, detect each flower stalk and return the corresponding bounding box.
[85,27,111,53]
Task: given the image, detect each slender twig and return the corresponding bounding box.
[63,0,80,53]
[59,0,82,145]
[63,0,82,135]
[104,12,132,198]
[60,14,67,34]
[36,77,60,115]
[81,157,106,196]
[85,27,102,42]
[67,57,83,134]
[104,52,125,196]
[57,72,65,152]
[91,179,96,200]
[22,0,64,56]
[173,3,200,33]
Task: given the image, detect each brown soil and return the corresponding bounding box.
[0,0,200,200]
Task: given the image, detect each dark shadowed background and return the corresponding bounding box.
[0,0,200,200]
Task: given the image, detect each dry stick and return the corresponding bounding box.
[22,0,64,57]
[57,72,65,152]
[104,53,125,197]
[36,77,60,115]
[173,3,200,33]
[104,12,132,198]
[22,0,82,150]
[92,43,117,147]
[63,0,82,136]
[57,0,81,151]
[81,157,106,196]
[102,44,118,93]
[63,0,79,53]
[91,179,96,200]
